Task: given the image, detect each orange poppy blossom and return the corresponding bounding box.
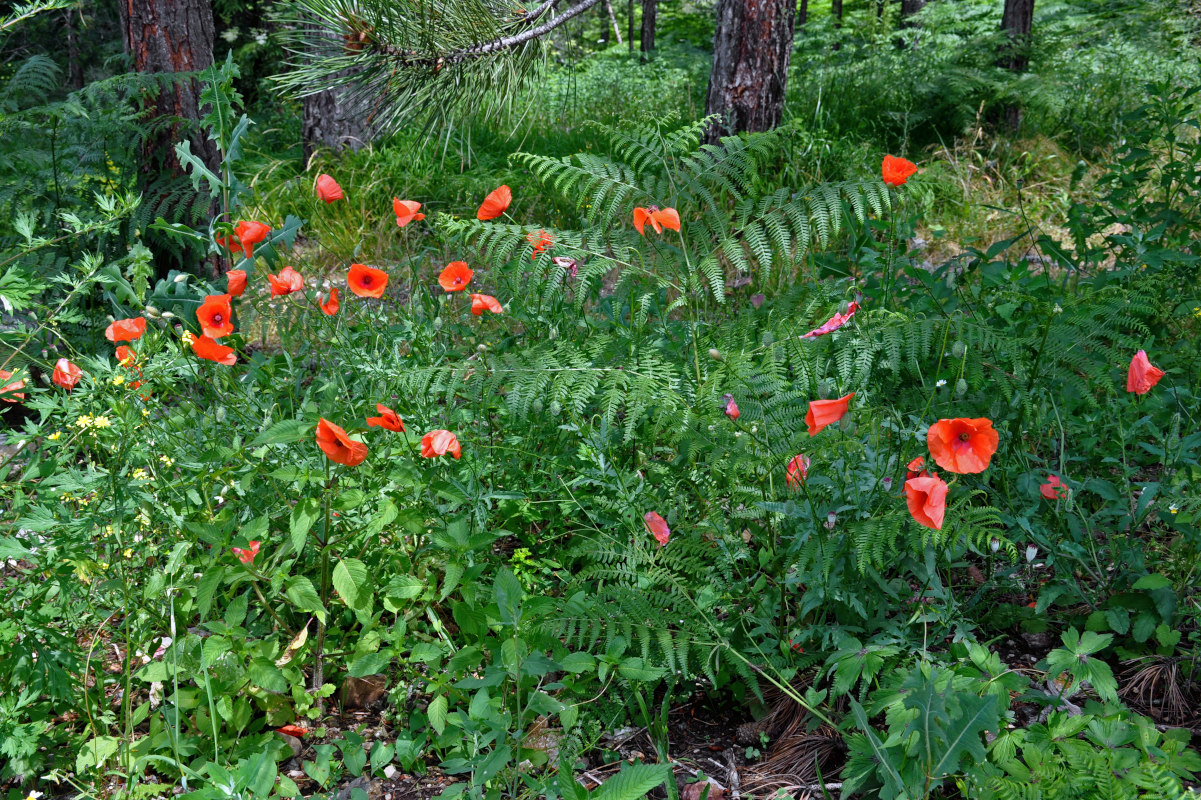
[0,369,26,403]
[905,473,948,530]
[420,429,461,459]
[348,263,389,298]
[439,262,474,292]
[105,317,146,343]
[316,418,368,467]
[277,725,309,738]
[632,206,681,235]
[366,403,405,432]
[1040,474,1066,500]
[644,511,671,547]
[470,293,503,316]
[115,346,137,367]
[1126,350,1164,395]
[926,417,998,474]
[806,392,855,436]
[393,198,425,227]
[52,358,83,391]
[226,269,247,297]
[526,229,553,259]
[319,287,340,316]
[197,294,235,338]
[268,267,304,296]
[785,454,810,489]
[723,394,740,420]
[192,335,237,366]
[906,456,928,480]
[231,540,260,565]
[801,301,860,339]
[217,221,271,259]
[476,185,512,220]
[315,173,344,203]
[882,155,918,187]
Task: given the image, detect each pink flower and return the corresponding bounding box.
[232,540,261,564]
[800,302,859,339]
[644,511,671,546]
[1040,475,1065,500]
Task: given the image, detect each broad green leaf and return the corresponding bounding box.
[333,558,372,613]
[428,695,447,735]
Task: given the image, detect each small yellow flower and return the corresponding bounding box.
[181,331,196,345]
[142,409,150,417]
[111,374,126,386]
[1169,504,1179,514]
[123,548,133,558]
[103,526,114,537]
[74,414,93,428]
[48,431,62,441]
[159,455,174,466]
[132,468,148,480]
[92,416,112,428]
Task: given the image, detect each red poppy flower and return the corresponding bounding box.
[232,540,260,565]
[1040,475,1065,500]
[632,206,681,235]
[52,358,82,391]
[226,269,247,297]
[470,293,503,316]
[477,185,512,220]
[192,335,237,366]
[268,267,304,296]
[905,474,948,530]
[366,403,405,432]
[786,454,810,489]
[106,317,147,342]
[116,346,137,367]
[723,394,740,420]
[348,263,389,298]
[526,229,553,259]
[882,155,918,187]
[806,392,855,436]
[218,221,271,259]
[393,198,425,227]
[439,262,474,292]
[927,417,998,474]
[0,370,25,403]
[197,294,235,338]
[906,456,928,481]
[421,429,461,459]
[1127,350,1164,395]
[319,287,340,316]
[644,511,671,547]
[316,418,368,467]
[801,302,860,339]
[316,173,344,203]
[552,256,579,279]
[277,725,309,738]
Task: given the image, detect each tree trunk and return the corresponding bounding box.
[831,0,842,48]
[65,10,84,90]
[704,0,797,141]
[640,0,656,55]
[901,0,926,21]
[118,0,219,175]
[301,22,375,159]
[628,0,635,52]
[798,0,808,27]
[602,0,622,44]
[999,0,1034,129]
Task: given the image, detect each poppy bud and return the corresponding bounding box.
[161,311,175,319]
[477,344,487,352]
[838,300,850,315]
[533,399,544,413]
[145,306,161,317]
[952,341,966,359]
[990,538,1001,553]
[761,332,775,347]
[549,401,562,416]
[174,274,189,283]
[433,318,443,330]
[708,348,722,361]
[956,378,968,397]
[840,416,856,435]
[818,380,832,400]
[882,476,892,490]
[824,512,837,530]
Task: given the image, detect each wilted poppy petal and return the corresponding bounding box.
[366,403,405,432]
[477,185,512,220]
[232,540,260,564]
[801,302,860,339]
[905,474,948,530]
[192,335,237,366]
[526,229,553,259]
[633,207,651,236]
[1040,474,1065,500]
[268,267,304,296]
[927,418,998,474]
[316,174,344,203]
[234,221,271,258]
[806,392,855,436]
[0,370,25,403]
[644,511,671,546]
[439,262,474,292]
[393,198,425,227]
[653,208,681,232]
[1126,350,1164,395]
[52,358,83,391]
[319,287,340,316]
[723,395,740,420]
[420,429,461,459]
[227,270,247,297]
[470,293,503,316]
[786,454,810,489]
[316,418,368,466]
[106,317,147,342]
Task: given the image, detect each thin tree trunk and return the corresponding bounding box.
[831,0,842,48]
[628,0,635,52]
[876,0,884,20]
[640,0,656,55]
[65,10,84,90]
[900,0,925,23]
[704,0,797,141]
[604,0,623,44]
[302,21,375,159]
[999,0,1034,129]
[798,0,808,27]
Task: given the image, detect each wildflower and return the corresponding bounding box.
[1054,303,1063,314]
[439,261,474,292]
[526,229,553,259]
[1126,350,1164,395]
[723,393,740,420]
[552,255,579,279]
[393,198,425,227]
[192,335,237,366]
[105,317,147,342]
[159,455,174,466]
[366,403,405,432]
[92,416,111,428]
[116,346,137,367]
[132,468,148,480]
[476,185,512,220]
[806,392,855,436]
[927,417,999,474]
[277,725,309,738]
[315,173,343,203]
[1040,474,1065,500]
[197,294,235,338]
[800,301,860,339]
[936,379,947,388]
[644,511,671,547]
[48,431,61,440]
[227,269,248,297]
[785,454,810,489]
[420,429,461,459]
[906,456,927,480]
[825,511,838,530]
[268,267,304,296]
[232,540,261,564]
[74,414,93,428]
[470,293,503,316]
[111,374,125,386]
[348,263,389,298]
[53,358,83,391]
[0,369,26,403]
[316,418,368,466]
[217,221,271,259]
[882,155,918,187]
[319,288,340,316]
[632,206,681,235]
[905,474,948,530]
[1169,504,1179,515]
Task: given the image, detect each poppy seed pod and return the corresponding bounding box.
[818,379,832,400]
[145,306,161,317]
[838,300,850,315]
[952,341,966,359]
[956,378,968,397]
[433,318,443,330]
[532,399,544,413]
[708,348,722,361]
[549,401,562,416]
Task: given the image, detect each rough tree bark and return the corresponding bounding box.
[640,0,656,55]
[999,0,1035,128]
[831,0,842,48]
[302,22,375,159]
[118,0,219,175]
[900,0,926,21]
[798,0,808,27]
[601,0,622,44]
[704,0,797,141]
